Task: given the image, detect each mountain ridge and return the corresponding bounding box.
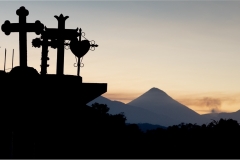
[87,96,178,126]
[88,87,240,126]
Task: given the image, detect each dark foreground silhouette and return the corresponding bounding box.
[0,6,239,159]
[0,102,239,158]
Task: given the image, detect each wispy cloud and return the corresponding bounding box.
[176,97,221,113]
[175,93,240,113]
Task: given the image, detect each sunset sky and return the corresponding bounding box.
[0,1,240,114]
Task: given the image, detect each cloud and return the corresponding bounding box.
[175,93,240,113]
[200,97,221,113]
[176,97,221,113]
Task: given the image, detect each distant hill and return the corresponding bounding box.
[87,96,177,127]
[88,87,240,127]
[127,87,205,125]
[201,110,240,124]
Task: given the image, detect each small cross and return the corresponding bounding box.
[32,31,58,75]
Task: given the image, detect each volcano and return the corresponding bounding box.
[127,87,204,125]
[88,96,178,126]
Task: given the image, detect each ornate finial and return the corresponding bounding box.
[59,14,64,18]
[34,20,44,35]
[16,6,29,16]
[54,14,69,21]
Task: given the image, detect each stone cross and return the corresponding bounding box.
[1,6,44,67]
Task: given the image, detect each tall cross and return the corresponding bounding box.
[42,14,79,75]
[1,6,44,67]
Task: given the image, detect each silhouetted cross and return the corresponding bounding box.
[1,6,44,67]
[43,14,79,75]
[32,31,58,75]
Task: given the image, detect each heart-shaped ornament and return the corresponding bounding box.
[70,38,90,58]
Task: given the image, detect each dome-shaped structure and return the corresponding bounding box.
[9,66,39,76]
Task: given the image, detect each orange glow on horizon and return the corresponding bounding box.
[102,92,141,104]
[102,91,240,115]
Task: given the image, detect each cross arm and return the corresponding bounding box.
[45,28,79,40]
[32,37,58,49]
[26,20,44,34]
[1,20,11,35]
[90,44,98,47]
[1,20,44,35]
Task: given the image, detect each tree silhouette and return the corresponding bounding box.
[91,103,110,115]
[1,102,240,159]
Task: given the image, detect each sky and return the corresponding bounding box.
[0,1,240,114]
